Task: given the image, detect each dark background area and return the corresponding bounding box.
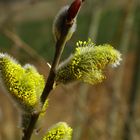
[0,0,140,140]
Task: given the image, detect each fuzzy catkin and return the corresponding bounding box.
[43,122,72,140]
[0,53,46,113]
[56,39,122,85]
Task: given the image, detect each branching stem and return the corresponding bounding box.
[22,1,84,139]
[22,23,72,140]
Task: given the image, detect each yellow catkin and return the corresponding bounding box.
[56,39,122,85]
[43,122,72,140]
[0,53,47,113]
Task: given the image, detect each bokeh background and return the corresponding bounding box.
[0,0,140,140]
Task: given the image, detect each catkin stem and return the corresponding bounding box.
[22,1,84,139]
[22,17,73,140]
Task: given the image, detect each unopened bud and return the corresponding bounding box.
[53,0,83,42]
[66,0,82,23]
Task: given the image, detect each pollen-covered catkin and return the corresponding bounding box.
[56,39,122,85]
[42,122,72,140]
[0,53,45,113]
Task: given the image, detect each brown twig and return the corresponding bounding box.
[22,23,73,140]
[22,1,84,140]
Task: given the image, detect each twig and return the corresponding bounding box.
[22,22,72,140]
[22,1,84,139]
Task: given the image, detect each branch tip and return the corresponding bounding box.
[66,0,82,23]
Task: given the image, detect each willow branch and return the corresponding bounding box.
[22,1,84,139]
[22,23,71,140]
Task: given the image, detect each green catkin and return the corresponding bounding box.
[0,53,48,113]
[43,122,72,140]
[56,39,122,85]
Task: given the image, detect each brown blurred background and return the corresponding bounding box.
[0,0,140,140]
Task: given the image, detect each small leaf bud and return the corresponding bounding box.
[53,0,83,42]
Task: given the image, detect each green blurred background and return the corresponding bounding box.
[0,0,140,140]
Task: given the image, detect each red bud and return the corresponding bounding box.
[67,0,82,23]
